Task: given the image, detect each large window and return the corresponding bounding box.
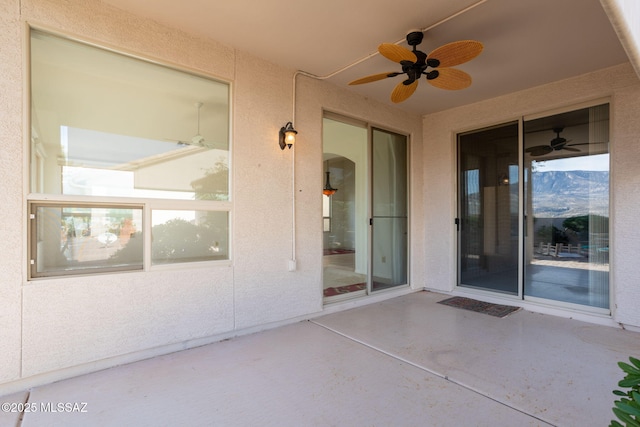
[29,29,231,278]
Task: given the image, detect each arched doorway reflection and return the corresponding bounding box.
[322,155,367,299]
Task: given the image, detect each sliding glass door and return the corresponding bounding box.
[523,104,609,309]
[322,117,408,302]
[456,102,610,312]
[322,117,368,300]
[457,123,519,295]
[371,128,408,291]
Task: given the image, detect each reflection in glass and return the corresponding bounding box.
[58,128,229,200]
[151,210,229,264]
[32,205,143,277]
[524,104,609,309]
[458,123,519,294]
[372,128,408,291]
[30,30,230,200]
[322,117,368,300]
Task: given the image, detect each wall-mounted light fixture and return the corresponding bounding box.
[323,171,338,196]
[279,122,297,150]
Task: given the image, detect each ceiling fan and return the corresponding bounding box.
[349,31,483,103]
[525,127,597,157]
[171,102,210,148]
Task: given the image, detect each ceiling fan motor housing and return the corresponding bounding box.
[406,31,424,47]
[402,32,441,84]
[550,128,567,149]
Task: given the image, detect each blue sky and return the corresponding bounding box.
[533,153,609,172]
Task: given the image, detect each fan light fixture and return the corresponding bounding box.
[349,31,483,103]
[323,171,337,196]
[279,122,297,150]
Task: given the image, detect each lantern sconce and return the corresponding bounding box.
[279,122,297,150]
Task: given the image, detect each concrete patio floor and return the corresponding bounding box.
[1,291,638,426]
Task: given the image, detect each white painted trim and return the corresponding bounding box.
[600,0,640,80]
[321,286,418,315]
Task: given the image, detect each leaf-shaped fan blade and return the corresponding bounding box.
[525,145,553,156]
[428,40,483,67]
[379,43,418,63]
[562,147,580,152]
[427,68,472,90]
[391,80,418,103]
[349,72,401,85]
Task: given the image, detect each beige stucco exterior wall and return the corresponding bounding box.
[0,0,424,392]
[422,62,640,327]
[0,0,24,386]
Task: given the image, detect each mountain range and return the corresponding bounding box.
[531,170,609,218]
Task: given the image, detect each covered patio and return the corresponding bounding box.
[2,291,637,426]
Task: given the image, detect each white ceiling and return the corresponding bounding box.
[101,0,629,116]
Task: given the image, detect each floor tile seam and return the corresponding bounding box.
[308,320,558,427]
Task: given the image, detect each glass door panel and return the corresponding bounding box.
[458,123,519,295]
[523,104,609,309]
[322,117,368,300]
[371,128,408,291]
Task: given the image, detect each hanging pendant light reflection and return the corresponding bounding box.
[323,171,338,196]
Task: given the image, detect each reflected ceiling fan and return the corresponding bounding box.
[170,102,211,148]
[349,31,483,103]
[525,127,596,157]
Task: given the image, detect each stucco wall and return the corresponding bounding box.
[0,0,24,385]
[422,62,640,327]
[0,0,424,391]
[610,78,640,326]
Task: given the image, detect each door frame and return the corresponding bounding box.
[455,120,523,299]
[322,112,411,303]
[455,99,611,315]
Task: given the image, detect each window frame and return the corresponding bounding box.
[27,27,233,279]
[27,197,233,280]
[28,200,145,278]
